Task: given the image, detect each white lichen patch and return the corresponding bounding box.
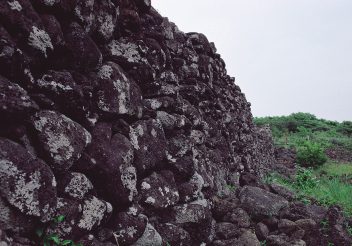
[190,199,208,208]
[64,173,93,199]
[28,26,53,58]
[145,197,155,204]
[7,0,22,11]
[129,125,144,150]
[98,65,113,79]
[0,160,42,217]
[127,226,138,238]
[165,151,176,163]
[24,68,35,84]
[151,128,157,137]
[127,206,138,216]
[97,14,115,39]
[174,204,206,224]
[44,0,57,6]
[46,133,75,163]
[106,202,113,214]
[144,99,162,110]
[108,40,147,64]
[112,79,130,114]
[143,0,151,6]
[141,182,151,190]
[74,0,95,32]
[37,75,74,93]
[78,196,107,231]
[120,166,137,201]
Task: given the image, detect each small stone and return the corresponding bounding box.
[215,222,239,240]
[255,222,269,241]
[278,219,297,234]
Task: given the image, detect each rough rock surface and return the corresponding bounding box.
[0,0,351,245]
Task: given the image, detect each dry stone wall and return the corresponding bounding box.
[0,0,285,245]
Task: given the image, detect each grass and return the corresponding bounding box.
[265,165,352,216]
[316,161,352,178]
[254,112,352,151]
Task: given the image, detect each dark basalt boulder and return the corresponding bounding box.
[31,110,91,172]
[0,75,38,119]
[139,171,179,209]
[0,138,57,222]
[239,186,289,219]
[129,119,167,175]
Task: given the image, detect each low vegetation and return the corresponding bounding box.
[257,113,352,215]
[255,112,352,151]
[36,215,82,246]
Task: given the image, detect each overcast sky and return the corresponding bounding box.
[153,0,352,122]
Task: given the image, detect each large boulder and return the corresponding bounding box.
[239,186,288,219]
[96,62,143,117]
[139,171,179,209]
[0,75,38,119]
[31,110,91,172]
[77,122,138,204]
[0,138,57,222]
[129,119,167,175]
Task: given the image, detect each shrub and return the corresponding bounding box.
[295,167,319,190]
[296,141,327,168]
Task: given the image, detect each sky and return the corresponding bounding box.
[153,0,352,122]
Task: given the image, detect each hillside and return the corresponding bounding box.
[255,113,352,160]
[256,113,352,224]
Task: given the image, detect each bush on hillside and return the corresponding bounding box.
[338,121,352,136]
[296,141,327,168]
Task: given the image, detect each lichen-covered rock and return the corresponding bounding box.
[171,203,214,244]
[0,138,57,222]
[57,172,94,200]
[96,61,143,117]
[178,172,205,203]
[139,171,179,208]
[270,183,295,201]
[156,223,192,246]
[31,110,91,172]
[239,186,289,219]
[0,75,38,119]
[132,223,162,246]
[64,22,102,72]
[94,0,118,41]
[77,123,137,204]
[212,197,240,221]
[129,119,167,174]
[0,0,54,58]
[46,197,81,238]
[77,196,112,232]
[111,212,147,245]
[0,196,34,233]
[255,222,269,241]
[106,38,149,68]
[223,208,251,228]
[215,222,239,240]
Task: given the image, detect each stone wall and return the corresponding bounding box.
[0,0,278,245]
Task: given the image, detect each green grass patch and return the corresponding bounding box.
[254,112,352,151]
[316,161,352,178]
[265,167,352,216]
